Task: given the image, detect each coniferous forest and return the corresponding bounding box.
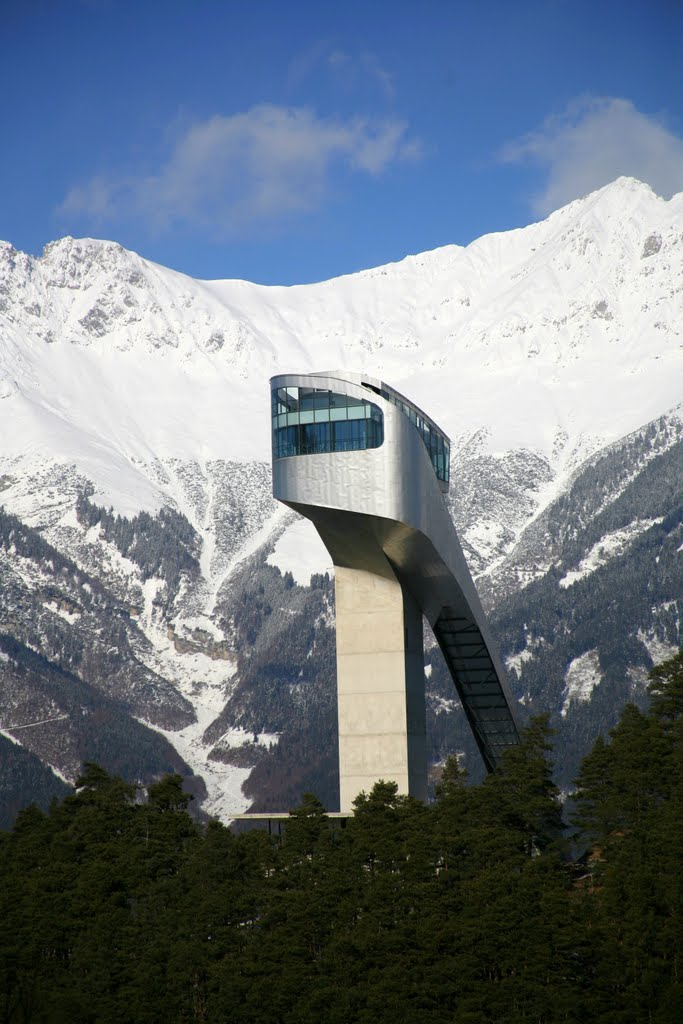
[2,653,683,1024]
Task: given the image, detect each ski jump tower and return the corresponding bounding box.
[270,371,520,812]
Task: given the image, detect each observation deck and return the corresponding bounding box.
[271,371,520,810]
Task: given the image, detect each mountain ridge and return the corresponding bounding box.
[1,176,681,819]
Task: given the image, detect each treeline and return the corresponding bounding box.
[2,653,683,1023]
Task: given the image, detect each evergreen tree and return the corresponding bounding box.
[1,666,682,1024]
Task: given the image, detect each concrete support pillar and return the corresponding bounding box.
[334,564,426,813]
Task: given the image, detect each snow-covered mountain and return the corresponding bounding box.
[1,177,682,820]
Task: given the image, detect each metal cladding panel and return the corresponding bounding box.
[270,372,521,777]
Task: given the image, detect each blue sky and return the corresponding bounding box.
[2,0,682,284]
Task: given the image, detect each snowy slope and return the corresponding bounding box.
[0,177,681,514]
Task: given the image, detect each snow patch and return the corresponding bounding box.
[464,520,510,558]
[44,600,81,623]
[180,615,225,641]
[136,654,253,821]
[209,504,290,613]
[559,518,663,587]
[637,629,680,667]
[506,632,545,675]
[561,650,602,716]
[131,628,264,820]
[144,712,253,822]
[506,647,535,675]
[47,762,73,785]
[428,694,461,713]
[217,728,279,749]
[266,517,333,585]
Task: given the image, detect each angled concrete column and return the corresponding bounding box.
[335,564,425,812]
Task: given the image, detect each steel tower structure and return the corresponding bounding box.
[271,371,520,812]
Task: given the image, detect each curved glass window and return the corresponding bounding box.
[272,386,383,460]
[379,389,450,484]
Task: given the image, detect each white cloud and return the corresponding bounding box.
[58,104,421,236]
[327,50,396,101]
[285,40,332,93]
[287,43,395,101]
[502,97,683,214]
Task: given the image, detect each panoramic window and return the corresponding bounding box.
[379,389,450,484]
[271,386,383,459]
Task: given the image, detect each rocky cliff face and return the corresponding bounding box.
[0,177,681,821]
